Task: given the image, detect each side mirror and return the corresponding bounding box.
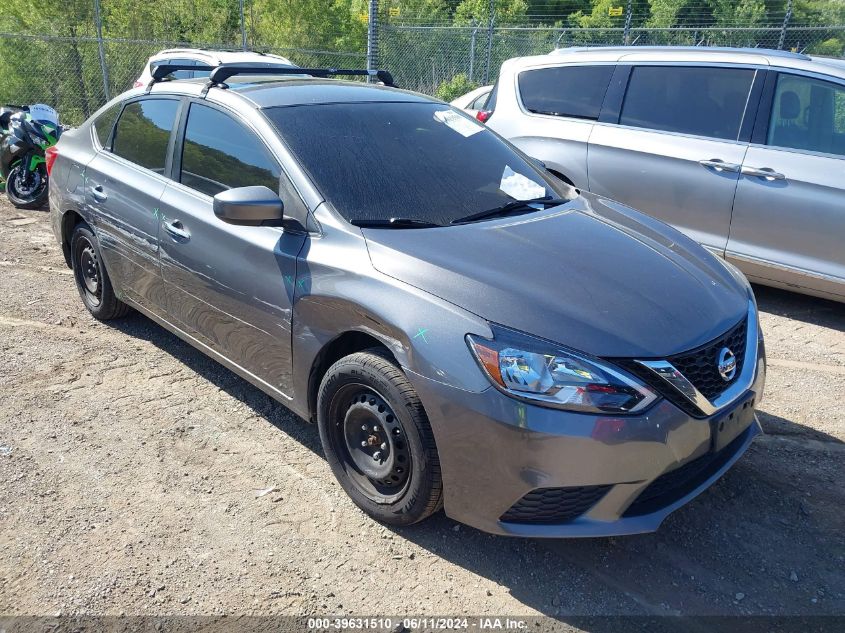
[213,186,284,226]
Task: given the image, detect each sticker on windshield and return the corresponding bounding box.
[433,109,484,137]
[499,165,546,200]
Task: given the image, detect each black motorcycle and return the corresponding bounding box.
[0,104,62,209]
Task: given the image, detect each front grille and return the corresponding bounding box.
[615,317,749,417]
[667,318,748,400]
[623,426,750,517]
[500,485,612,524]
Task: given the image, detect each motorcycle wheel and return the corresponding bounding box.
[6,163,48,210]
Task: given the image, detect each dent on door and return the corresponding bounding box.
[158,185,305,396]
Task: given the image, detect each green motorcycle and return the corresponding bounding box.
[0,104,62,209]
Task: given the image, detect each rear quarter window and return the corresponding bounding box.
[517,65,615,120]
[92,102,122,149]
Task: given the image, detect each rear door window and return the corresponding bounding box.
[620,66,754,140]
[111,99,179,174]
[179,103,280,197]
[767,73,845,157]
[518,65,614,120]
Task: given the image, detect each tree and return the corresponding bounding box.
[454,0,530,26]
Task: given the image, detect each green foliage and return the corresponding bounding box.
[434,73,479,101]
[454,0,530,26]
[812,37,844,56]
[0,0,844,126]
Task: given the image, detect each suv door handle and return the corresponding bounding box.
[163,219,191,241]
[91,185,108,202]
[699,159,741,173]
[741,166,786,181]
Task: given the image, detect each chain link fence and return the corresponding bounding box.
[382,24,845,95]
[0,0,843,125]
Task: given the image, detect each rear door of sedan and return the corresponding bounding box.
[726,69,845,300]
[157,100,308,396]
[84,97,181,309]
[587,62,764,255]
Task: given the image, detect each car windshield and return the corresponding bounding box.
[264,102,571,226]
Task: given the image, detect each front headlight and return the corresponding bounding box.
[467,325,659,414]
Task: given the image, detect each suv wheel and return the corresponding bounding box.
[70,223,131,320]
[317,349,443,526]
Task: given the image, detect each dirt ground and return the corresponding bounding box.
[0,199,843,627]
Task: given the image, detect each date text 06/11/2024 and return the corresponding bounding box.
[306,617,530,630]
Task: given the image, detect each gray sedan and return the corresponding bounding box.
[48,66,765,537]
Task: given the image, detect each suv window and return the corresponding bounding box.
[111,99,179,174]
[767,73,845,157]
[180,103,280,197]
[620,66,754,140]
[92,102,122,148]
[470,91,490,110]
[151,58,195,79]
[518,65,614,120]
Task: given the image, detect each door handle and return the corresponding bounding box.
[741,166,786,181]
[91,185,108,202]
[699,159,741,173]
[163,219,190,241]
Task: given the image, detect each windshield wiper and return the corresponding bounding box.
[350,217,444,229]
[450,196,568,225]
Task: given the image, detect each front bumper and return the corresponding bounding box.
[407,350,766,538]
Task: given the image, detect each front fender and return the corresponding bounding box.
[290,212,494,420]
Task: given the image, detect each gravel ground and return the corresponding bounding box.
[0,200,843,627]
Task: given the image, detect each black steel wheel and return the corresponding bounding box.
[317,349,443,525]
[333,386,412,502]
[70,223,131,320]
[6,164,48,210]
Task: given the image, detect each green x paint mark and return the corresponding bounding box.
[297,278,307,289]
[152,207,160,219]
[413,328,429,344]
[284,275,294,285]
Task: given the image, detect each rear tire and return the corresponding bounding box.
[70,223,131,320]
[5,164,48,209]
[317,349,443,526]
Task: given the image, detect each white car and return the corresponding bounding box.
[134,49,296,88]
[450,85,492,118]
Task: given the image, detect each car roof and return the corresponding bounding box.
[506,46,845,80]
[147,77,436,109]
[150,49,294,66]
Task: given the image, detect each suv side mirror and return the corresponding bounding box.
[213,186,284,226]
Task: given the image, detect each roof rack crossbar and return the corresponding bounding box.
[207,65,395,87]
[146,63,216,92]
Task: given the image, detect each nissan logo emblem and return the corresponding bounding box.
[717,347,737,381]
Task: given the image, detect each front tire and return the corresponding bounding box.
[70,223,131,320]
[317,349,443,526]
[6,164,48,209]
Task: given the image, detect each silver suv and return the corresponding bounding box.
[485,46,845,303]
[49,65,765,537]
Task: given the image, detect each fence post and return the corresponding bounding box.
[367,0,379,80]
[93,0,110,102]
[623,0,633,45]
[469,24,478,82]
[483,0,495,84]
[778,0,793,50]
[239,0,247,50]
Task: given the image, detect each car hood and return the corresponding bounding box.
[362,193,750,358]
